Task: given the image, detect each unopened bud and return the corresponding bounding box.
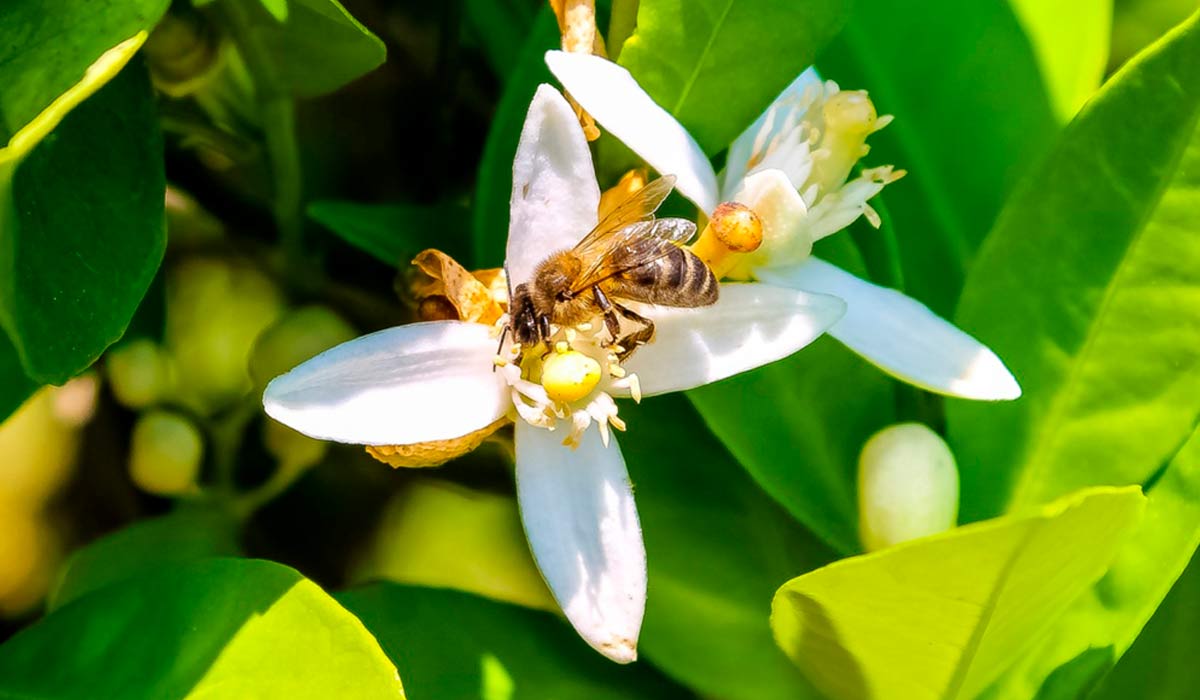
[129,411,204,496]
[541,349,603,404]
[263,419,328,472]
[858,423,958,551]
[250,305,357,386]
[689,202,764,279]
[106,339,170,409]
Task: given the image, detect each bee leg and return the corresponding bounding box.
[613,302,655,360]
[591,286,624,341]
[538,314,553,345]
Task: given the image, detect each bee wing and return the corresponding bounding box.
[571,175,677,255]
[568,217,697,293]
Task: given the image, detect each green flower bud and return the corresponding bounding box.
[249,305,357,386]
[165,257,284,415]
[129,411,204,496]
[262,419,327,472]
[106,339,170,409]
[858,423,959,551]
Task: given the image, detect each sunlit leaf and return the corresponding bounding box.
[947,9,1200,520]
[982,425,1200,699]
[338,584,685,699]
[817,0,1061,315]
[1007,0,1111,120]
[771,487,1145,700]
[0,558,404,698]
[618,0,851,154]
[0,61,165,384]
[622,395,834,700]
[49,507,242,611]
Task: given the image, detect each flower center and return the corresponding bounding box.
[492,316,641,448]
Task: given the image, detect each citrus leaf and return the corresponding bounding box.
[0,558,404,698]
[771,487,1145,700]
[947,9,1200,520]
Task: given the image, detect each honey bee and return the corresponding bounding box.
[507,175,718,358]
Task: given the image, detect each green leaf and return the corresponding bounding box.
[1088,548,1200,700]
[49,507,242,611]
[771,486,1145,700]
[464,0,537,77]
[0,331,37,423]
[621,395,834,700]
[617,0,851,154]
[947,10,1200,521]
[0,558,403,698]
[472,9,559,268]
[688,235,895,555]
[0,0,167,147]
[817,0,1062,315]
[0,61,166,384]
[977,424,1200,699]
[1007,0,1111,121]
[308,199,472,267]
[338,584,685,700]
[222,0,386,98]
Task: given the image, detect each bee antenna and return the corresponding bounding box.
[493,325,509,372]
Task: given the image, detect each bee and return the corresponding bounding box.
[507,175,718,358]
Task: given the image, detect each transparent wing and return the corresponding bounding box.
[569,217,697,293]
[571,175,677,257]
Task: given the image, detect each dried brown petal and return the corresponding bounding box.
[410,249,504,324]
[366,417,511,468]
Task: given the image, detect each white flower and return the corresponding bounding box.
[262,85,846,663]
[546,52,1021,400]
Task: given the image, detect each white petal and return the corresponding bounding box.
[723,67,823,196]
[726,168,813,277]
[507,84,601,286]
[263,322,510,445]
[620,283,846,396]
[757,259,1022,400]
[545,51,719,214]
[515,423,645,663]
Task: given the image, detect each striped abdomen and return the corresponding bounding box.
[606,246,718,307]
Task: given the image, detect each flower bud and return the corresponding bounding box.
[106,339,170,409]
[249,305,357,387]
[541,349,602,404]
[263,419,328,472]
[129,411,204,496]
[166,257,285,414]
[858,422,959,551]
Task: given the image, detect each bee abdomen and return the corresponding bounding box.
[618,246,718,307]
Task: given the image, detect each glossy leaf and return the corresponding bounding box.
[0,558,404,698]
[1008,0,1111,120]
[49,507,242,610]
[0,0,166,147]
[222,0,386,98]
[621,394,833,700]
[309,199,472,267]
[0,331,36,423]
[338,584,685,700]
[0,61,166,384]
[471,9,559,267]
[817,0,1061,315]
[689,235,895,555]
[1088,548,1200,700]
[947,10,1200,521]
[981,425,1200,699]
[618,0,851,154]
[771,487,1145,700]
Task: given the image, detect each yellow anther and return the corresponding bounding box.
[689,202,764,279]
[609,364,626,379]
[554,340,570,354]
[541,350,602,404]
